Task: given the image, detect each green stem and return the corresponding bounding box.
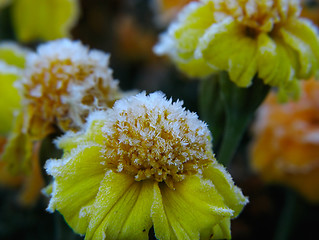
[217,113,252,167]
[217,71,269,166]
[274,190,297,240]
[198,74,225,147]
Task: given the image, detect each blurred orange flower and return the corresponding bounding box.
[251,78,319,202]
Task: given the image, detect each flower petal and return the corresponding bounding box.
[203,163,249,217]
[86,171,153,240]
[0,69,21,134]
[152,175,234,240]
[45,144,106,234]
[11,0,79,42]
[282,18,319,77]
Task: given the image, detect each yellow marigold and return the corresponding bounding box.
[250,78,319,202]
[16,38,121,139]
[45,92,248,240]
[5,0,80,42]
[1,39,122,179]
[154,0,319,98]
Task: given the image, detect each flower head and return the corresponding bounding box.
[17,38,121,138]
[251,78,319,202]
[45,92,248,240]
[154,0,319,98]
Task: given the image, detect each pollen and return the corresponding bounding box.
[100,92,215,189]
[215,0,301,33]
[17,39,120,137]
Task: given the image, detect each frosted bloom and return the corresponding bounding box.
[45,92,248,240]
[16,38,121,138]
[154,0,319,98]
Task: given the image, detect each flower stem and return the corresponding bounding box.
[274,190,297,240]
[217,72,269,166]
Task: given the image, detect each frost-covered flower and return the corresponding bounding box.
[1,0,79,42]
[45,92,248,240]
[154,0,319,98]
[17,38,121,138]
[251,78,319,202]
[1,39,122,185]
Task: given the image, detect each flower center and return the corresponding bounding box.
[216,0,300,33]
[21,59,93,132]
[102,99,214,189]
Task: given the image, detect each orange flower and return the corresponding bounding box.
[250,79,319,202]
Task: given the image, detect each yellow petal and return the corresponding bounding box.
[174,1,215,57]
[86,171,153,240]
[45,145,107,234]
[228,37,257,87]
[282,18,319,76]
[151,182,173,240]
[0,42,29,68]
[11,0,79,42]
[203,163,249,217]
[211,218,231,240]
[152,174,234,240]
[176,57,217,78]
[0,67,21,135]
[280,30,317,79]
[198,20,244,72]
[1,111,33,174]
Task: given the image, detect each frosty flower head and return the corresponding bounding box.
[46,92,248,240]
[98,91,213,188]
[154,0,319,98]
[17,39,121,138]
[251,78,319,202]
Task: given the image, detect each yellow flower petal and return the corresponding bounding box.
[86,171,153,240]
[11,0,79,42]
[203,163,249,217]
[228,37,257,87]
[153,174,234,240]
[198,20,243,71]
[1,111,32,174]
[46,145,107,234]
[0,42,28,68]
[0,69,21,135]
[176,57,217,78]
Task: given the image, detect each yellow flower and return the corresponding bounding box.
[45,92,248,240]
[154,0,319,98]
[17,38,121,139]
[250,78,319,202]
[2,39,122,175]
[0,0,79,42]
